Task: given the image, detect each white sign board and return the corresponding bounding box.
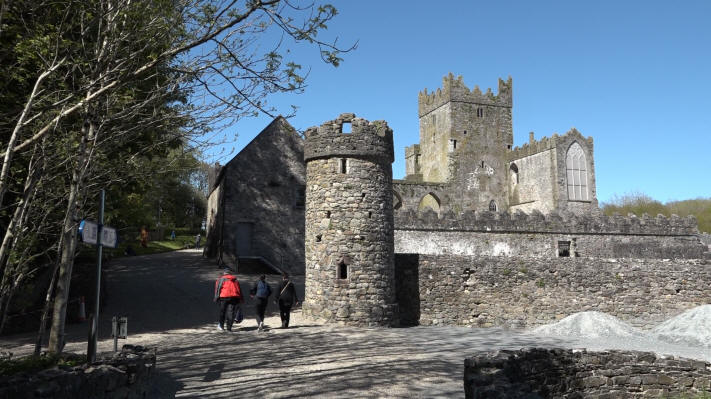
[80,220,118,248]
[81,220,99,245]
[100,226,118,248]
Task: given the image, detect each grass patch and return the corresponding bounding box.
[101,235,198,257]
[0,353,86,376]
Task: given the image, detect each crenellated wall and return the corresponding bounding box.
[418,73,512,117]
[395,209,705,259]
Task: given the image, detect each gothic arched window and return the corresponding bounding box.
[566,142,589,201]
[489,200,497,211]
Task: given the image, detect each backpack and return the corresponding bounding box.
[256,280,271,298]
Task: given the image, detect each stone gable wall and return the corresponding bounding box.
[205,117,305,274]
[395,254,711,329]
[464,349,711,398]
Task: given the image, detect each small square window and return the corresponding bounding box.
[558,241,571,257]
[341,122,351,133]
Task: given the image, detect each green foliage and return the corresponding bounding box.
[105,235,197,257]
[536,279,545,288]
[601,192,711,233]
[0,353,86,376]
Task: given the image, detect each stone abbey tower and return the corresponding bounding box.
[302,113,398,326]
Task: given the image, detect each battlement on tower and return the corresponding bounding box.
[304,113,394,164]
[395,209,699,236]
[507,128,594,161]
[418,73,513,117]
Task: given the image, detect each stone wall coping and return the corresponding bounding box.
[394,208,699,236]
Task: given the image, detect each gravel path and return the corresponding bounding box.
[1,250,707,398]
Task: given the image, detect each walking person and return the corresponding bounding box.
[195,233,201,249]
[214,269,242,331]
[275,273,299,328]
[250,274,272,332]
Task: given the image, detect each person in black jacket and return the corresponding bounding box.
[250,274,272,332]
[275,273,299,328]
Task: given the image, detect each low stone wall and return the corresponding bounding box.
[0,345,156,399]
[464,348,711,398]
[394,254,711,328]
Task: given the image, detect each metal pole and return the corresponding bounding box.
[89,189,105,362]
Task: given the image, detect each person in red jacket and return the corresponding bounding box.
[214,269,242,331]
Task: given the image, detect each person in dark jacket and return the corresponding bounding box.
[250,274,271,332]
[214,269,242,331]
[275,273,299,328]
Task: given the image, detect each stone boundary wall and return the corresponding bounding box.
[395,229,707,259]
[395,209,699,236]
[394,254,711,329]
[464,349,711,398]
[0,345,156,399]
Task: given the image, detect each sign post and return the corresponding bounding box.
[83,190,118,362]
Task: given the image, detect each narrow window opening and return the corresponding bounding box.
[294,186,305,209]
[338,261,348,279]
[481,161,484,168]
[340,158,347,174]
[489,200,497,212]
[361,193,366,198]
[326,211,331,219]
[368,211,372,218]
[507,145,511,149]
[341,122,351,133]
[477,108,484,118]
[316,234,322,242]
[558,241,571,257]
[463,130,467,135]
[449,139,457,152]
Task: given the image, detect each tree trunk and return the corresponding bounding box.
[47,120,93,354]
[35,259,60,356]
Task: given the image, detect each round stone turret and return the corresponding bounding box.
[303,113,398,326]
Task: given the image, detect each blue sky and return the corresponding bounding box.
[206,0,711,204]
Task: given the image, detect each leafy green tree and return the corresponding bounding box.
[0,0,352,353]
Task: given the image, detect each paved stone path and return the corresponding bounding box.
[0,251,602,397]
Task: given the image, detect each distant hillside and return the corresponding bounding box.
[601,193,711,233]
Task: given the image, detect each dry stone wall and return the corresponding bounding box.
[0,346,156,399]
[395,254,711,329]
[464,348,711,398]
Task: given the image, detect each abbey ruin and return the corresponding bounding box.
[206,74,710,329]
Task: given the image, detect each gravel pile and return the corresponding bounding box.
[530,306,711,362]
[652,304,711,348]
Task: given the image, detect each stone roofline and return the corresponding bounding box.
[418,73,513,117]
[394,209,699,236]
[507,128,594,161]
[304,113,394,163]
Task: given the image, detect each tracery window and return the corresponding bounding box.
[566,142,589,201]
[489,200,497,212]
